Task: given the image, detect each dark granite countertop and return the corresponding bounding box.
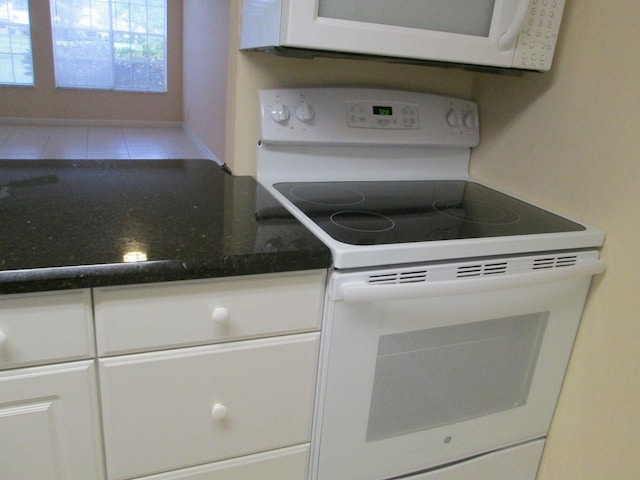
[0,159,331,294]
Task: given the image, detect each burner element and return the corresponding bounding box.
[330,211,395,232]
[433,199,521,225]
[291,184,365,206]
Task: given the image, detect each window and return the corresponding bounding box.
[50,0,166,92]
[0,0,33,86]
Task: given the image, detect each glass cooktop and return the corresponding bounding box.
[274,180,585,246]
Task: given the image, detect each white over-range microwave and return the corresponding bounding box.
[240,0,566,72]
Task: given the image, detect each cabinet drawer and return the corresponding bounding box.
[99,333,320,480]
[0,289,94,370]
[133,444,309,479]
[95,270,325,355]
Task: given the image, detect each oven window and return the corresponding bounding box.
[366,312,548,442]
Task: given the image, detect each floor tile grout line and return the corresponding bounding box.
[40,127,55,159]
[0,124,209,160]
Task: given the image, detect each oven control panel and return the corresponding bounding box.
[346,101,419,130]
[259,88,479,147]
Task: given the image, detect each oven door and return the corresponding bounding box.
[311,251,604,480]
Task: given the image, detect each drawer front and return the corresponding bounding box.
[95,270,325,356]
[407,439,544,479]
[0,289,94,370]
[100,333,320,480]
[133,444,309,479]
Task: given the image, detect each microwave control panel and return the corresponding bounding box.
[514,0,565,70]
[259,88,479,148]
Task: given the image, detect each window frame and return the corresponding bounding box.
[0,0,35,86]
[49,0,168,93]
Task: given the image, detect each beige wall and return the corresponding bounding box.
[471,2,640,479]
[182,0,228,162]
[0,0,183,122]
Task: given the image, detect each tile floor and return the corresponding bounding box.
[0,124,210,160]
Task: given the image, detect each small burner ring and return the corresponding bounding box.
[330,211,395,232]
[432,199,521,225]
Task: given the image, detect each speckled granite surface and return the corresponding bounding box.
[0,159,331,294]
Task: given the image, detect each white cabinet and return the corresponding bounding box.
[0,270,326,480]
[0,290,104,480]
[95,270,326,480]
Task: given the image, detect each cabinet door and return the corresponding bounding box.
[0,361,105,480]
[100,333,320,480]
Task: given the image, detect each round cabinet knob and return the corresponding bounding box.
[0,329,7,348]
[270,102,290,124]
[211,403,228,420]
[211,307,230,324]
[463,111,478,129]
[295,100,314,122]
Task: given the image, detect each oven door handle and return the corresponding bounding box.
[336,260,606,303]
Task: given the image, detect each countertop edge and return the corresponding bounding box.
[0,251,332,295]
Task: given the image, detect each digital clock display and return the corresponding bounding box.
[373,106,393,116]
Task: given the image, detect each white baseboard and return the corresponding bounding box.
[0,117,183,128]
[182,124,222,165]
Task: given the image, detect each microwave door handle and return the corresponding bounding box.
[498,0,532,51]
[336,260,606,303]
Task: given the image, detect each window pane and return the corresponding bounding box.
[50,0,166,92]
[0,0,34,86]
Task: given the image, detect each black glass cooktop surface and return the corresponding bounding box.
[274,180,585,245]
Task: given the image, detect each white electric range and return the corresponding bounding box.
[255,88,605,480]
[256,88,603,269]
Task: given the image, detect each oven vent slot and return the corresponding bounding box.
[457,262,508,278]
[533,255,578,270]
[368,270,428,285]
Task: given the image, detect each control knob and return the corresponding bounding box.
[270,101,290,124]
[463,111,478,129]
[295,100,314,122]
[446,109,460,127]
